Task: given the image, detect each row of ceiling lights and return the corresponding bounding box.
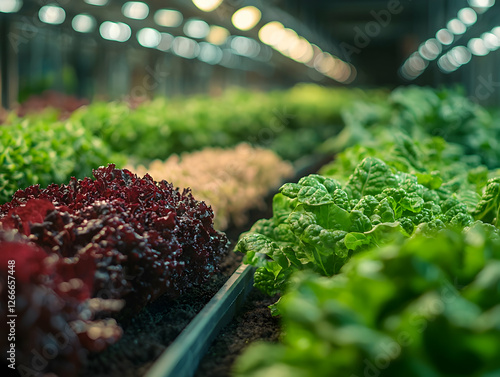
[0,0,355,84]
[400,0,496,80]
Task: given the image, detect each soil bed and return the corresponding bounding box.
[194,290,281,377]
[80,251,242,377]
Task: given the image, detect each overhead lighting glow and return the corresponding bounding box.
[482,32,500,51]
[39,5,66,25]
[137,28,161,48]
[230,36,260,58]
[457,7,477,26]
[157,33,174,51]
[275,28,299,55]
[72,14,96,33]
[231,6,262,31]
[259,21,285,46]
[84,0,108,5]
[450,46,472,65]
[0,0,22,13]
[192,0,223,12]
[468,37,488,56]
[155,9,183,28]
[198,42,223,64]
[172,36,200,59]
[289,37,314,63]
[100,21,132,42]
[184,19,210,39]
[468,0,495,13]
[436,28,454,45]
[329,61,352,83]
[418,38,442,60]
[492,26,500,40]
[447,19,466,35]
[122,2,149,20]
[206,25,229,45]
[314,52,336,75]
[438,55,459,73]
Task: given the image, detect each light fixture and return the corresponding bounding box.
[172,36,200,59]
[418,38,442,60]
[447,19,467,35]
[39,5,66,25]
[468,0,495,13]
[231,6,262,31]
[206,25,229,45]
[450,46,472,65]
[157,33,175,51]
[100,21,132,42]
[259,21,285,46]
[137,28,161,48]
[468,38,488,56]
[457,7,477,26]
[481,32,500,51]
[436,28,454,45]
[184,19,210,39]
[192,0,223,12]
[84,0,109,5]
[155,9,183,28]
[72,14,96,33]
[230,36,260,58]
[122,2,149,20]
[289,38,314,63]
[0,0,22,13]
[198,42,223,64]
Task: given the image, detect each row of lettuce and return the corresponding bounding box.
[0,84,364,203]
[232,90,500,376]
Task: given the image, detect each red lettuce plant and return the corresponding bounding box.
[0,165,228,376]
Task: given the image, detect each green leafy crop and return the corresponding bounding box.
[236,154,475,296]
[234,224,500,377]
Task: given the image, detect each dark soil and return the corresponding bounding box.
[80,251,242,377]
[194,290,281,377]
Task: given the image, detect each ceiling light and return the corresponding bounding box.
[206,25,229,45]
[84,0,108,5]
[100,21,132,42]
[157,33,174,51]
[122,2,149,20]
[155,9,183,28]
[468,0,495,12]
[447,19,467,35]
[289,38,314,63]
[482,32,500,51]
[418,38,442,60]
[0,0,22,13]
[172,36,200,59]
[192,0,223,12]
[198,42,223,64]
[457,7,477,26]
[230,36,260,58]
[258,21,285,46]
[184,19,210,39]
[137,28,161,48]
[72,14,96,33]
[450,46,472,65]
[468,38,488,56]
[436,28,454,45]
[231,6,262,31]
[39,5,66,25]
